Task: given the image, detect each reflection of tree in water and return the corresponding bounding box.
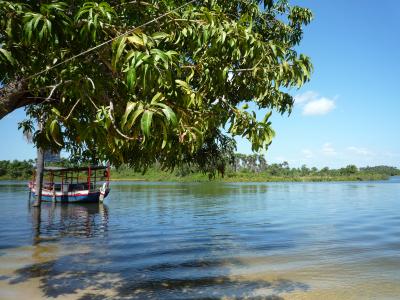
[19,201,310,299]
[32,203,109,243]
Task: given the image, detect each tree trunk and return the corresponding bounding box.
[32,203,41,245]
[0,81,37,119]
[33,120,45,207]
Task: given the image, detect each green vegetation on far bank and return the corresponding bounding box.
[112,169,392,183]
[0,160,34,180]
[112,155,400,182]
[1,156,399,183]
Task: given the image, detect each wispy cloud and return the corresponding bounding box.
[303,98,336,116]
[274,156,287,162]
[347,146,373,156]
[294,91,319,104]
[383,152,400,158]
[322,143,337,156]
[302,149,313,159]
[294,91,336,116]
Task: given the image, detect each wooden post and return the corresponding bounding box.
[33,120,44,207]
[33,145,44,207]
[88,165,91,192]
[32,203,41,244]
[106,162,110,185]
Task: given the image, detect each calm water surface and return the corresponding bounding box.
[1,178,400,299]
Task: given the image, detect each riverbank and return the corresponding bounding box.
[0,171,391,183]
[1,159,399,183]
[111,169,390,182]
[1,161,398,183]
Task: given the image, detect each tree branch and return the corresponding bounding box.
[108,100,139,141]
[0,80,74,119]
[0,81,37,119]
[64,98,81,121]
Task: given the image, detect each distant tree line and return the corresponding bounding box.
[0,158,72,179]
[231,154,400,177]
[167,153,400,179]
[0,160,34,178]
[1,155,399,180]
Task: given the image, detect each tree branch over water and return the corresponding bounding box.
[0,0,313,173]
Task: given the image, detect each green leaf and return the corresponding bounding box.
[142,64,149,91]
[51,107,61,117]
[112,37,126,69]
[269,42,277,56]
[152,32,170,40]
[221,31,226,44]
[121,101,136,128]
[175,79,191,92]
[126,67,137,90]
[127,34,144,47]
[0,48,15,65]
[142,33,148,46]
[161,123,168,149]
[165,50,178,59]
[300,61,310,78]
[154,103,177,126]
[222,67,229,80]
[49,119,63,146]
[151,92,164,104]
[262,111,272,123]
[127,103,144,129]
[140,110,154,138]
[150,49,169,65]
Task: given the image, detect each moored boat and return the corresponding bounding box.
[29,165,110,203]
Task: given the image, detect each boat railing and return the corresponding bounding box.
[30,182,106,193]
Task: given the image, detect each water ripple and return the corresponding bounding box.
[1,179,400,299]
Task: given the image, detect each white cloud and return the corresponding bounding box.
[302,149,313,159]
[322,143,337,156]
[347,146,373,156]
[303,98,336,116]
[294,91,319,104]
[294,91,336,116]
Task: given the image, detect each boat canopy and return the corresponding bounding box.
[43,165,107,173]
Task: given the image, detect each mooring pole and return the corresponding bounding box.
[32,146,44,207]
[33,121,44,207]
[32,203,41,244]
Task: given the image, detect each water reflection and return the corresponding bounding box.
[1,181,400,299]
[32,203,109,244]
[113,182,269,198]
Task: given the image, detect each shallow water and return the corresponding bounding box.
[1,178,400,299]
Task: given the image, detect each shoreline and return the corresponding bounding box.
[0,178,391,183]
[109,176,391,183]
[0,174,394,183]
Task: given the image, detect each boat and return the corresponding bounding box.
[29,165,111,203]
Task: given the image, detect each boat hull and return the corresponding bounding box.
[31,189,110,203]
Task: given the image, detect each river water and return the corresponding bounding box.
[1,178,400,299]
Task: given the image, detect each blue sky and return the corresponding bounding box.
[1,0,399,168]
[238,0,400,168]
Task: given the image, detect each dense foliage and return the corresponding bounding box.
[1,157,399,181]
[0,159,34,178]
[113,154,400,181]
[231,156,400,178]
[0,0,313,172]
